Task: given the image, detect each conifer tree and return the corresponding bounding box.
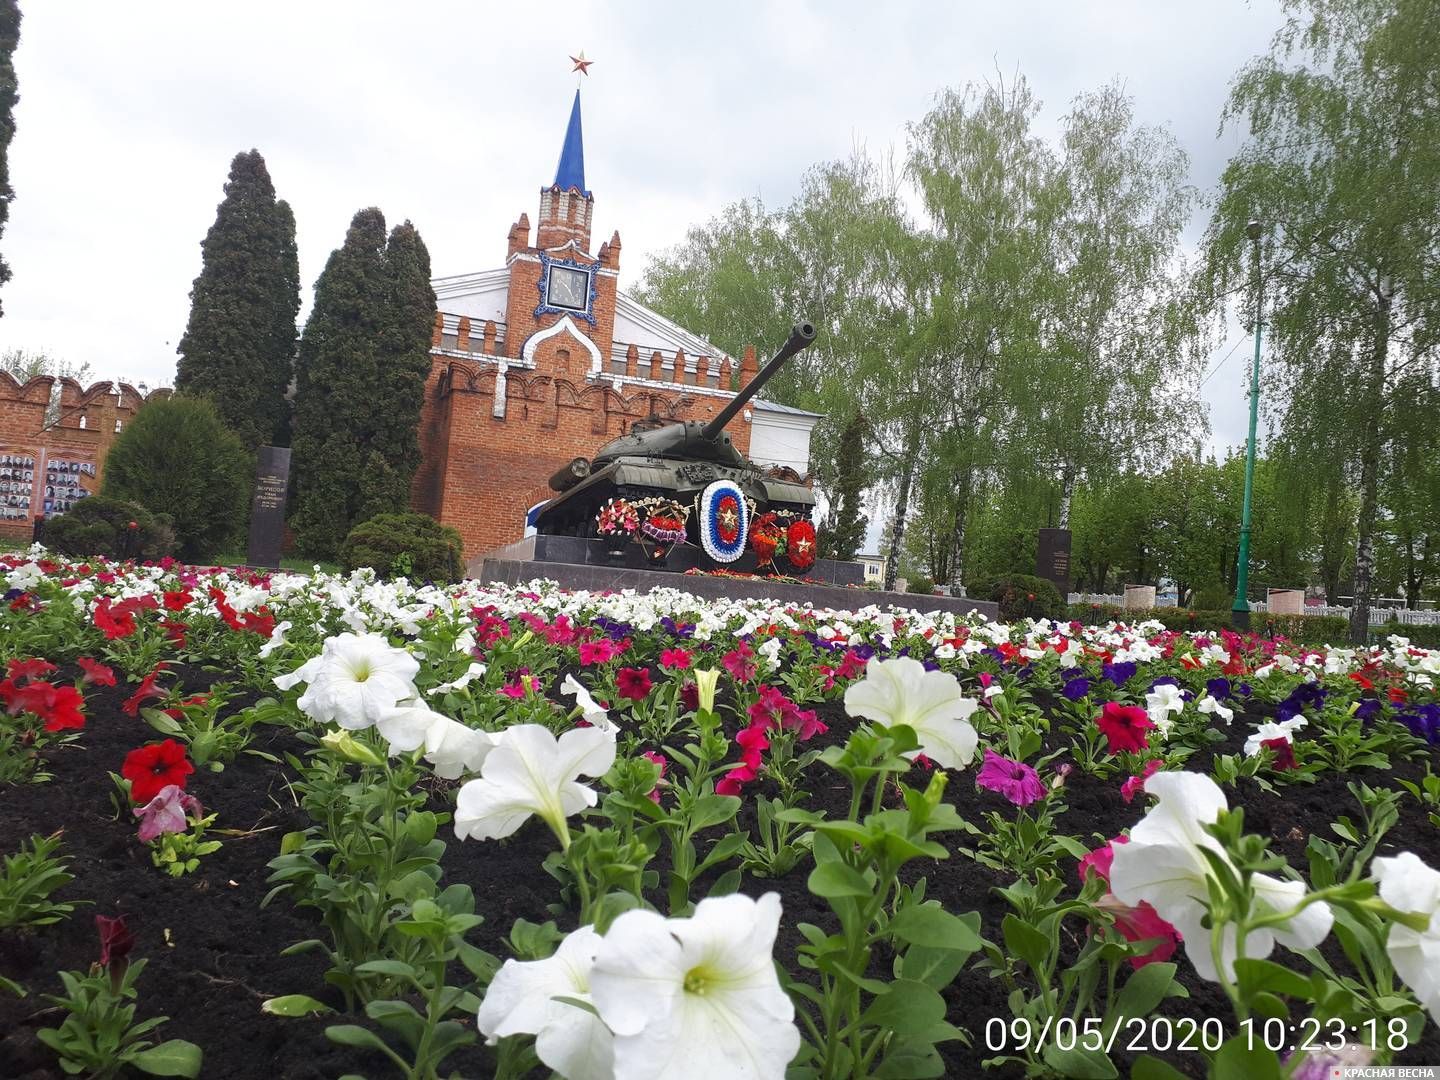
[289,209,437,558]
[820,410,870,561]
[0,0,21,315]
[175,150,300,449]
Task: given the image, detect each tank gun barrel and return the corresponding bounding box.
[699,321,816,442]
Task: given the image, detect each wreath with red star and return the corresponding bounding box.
[785,519,817,571]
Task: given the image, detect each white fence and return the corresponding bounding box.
[1066,593,1440,626]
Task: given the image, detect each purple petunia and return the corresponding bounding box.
[1102,661,1137,686]
[976,749,1046,807]
[1062,677,1091,700]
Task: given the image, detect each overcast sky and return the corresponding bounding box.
[3,0,1284,455]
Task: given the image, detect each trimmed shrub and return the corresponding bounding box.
[340,512,464,583]
[968,573,1066,621]
[1377,621,1440,649]
[101,396,252,562]
[1191,583,1231,610]
[43,496,175,561]
[1062,603,1350,644]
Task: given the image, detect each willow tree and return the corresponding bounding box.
[1206,0,1440,642]
[907,75,1054,590]
[1037,84,1201,525]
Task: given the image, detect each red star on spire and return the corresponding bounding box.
[570,51,594,76]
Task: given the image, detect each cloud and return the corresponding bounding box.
[2,0,1285,442]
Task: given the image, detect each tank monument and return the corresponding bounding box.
[473,322,998,619]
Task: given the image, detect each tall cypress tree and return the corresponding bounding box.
[175,150,300,449]
[289,209,436,558]
[0,0,21,316]
[358,220,436,522]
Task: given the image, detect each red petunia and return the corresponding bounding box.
[1260,736,1298,771]
[121,739,194,803]
[77,657,117,687]
[122,665,169,717]
[1096,702,1154,754]
[7,658,58,682]
[162,590,193,612]
[93,597,137,640]
[95,914,136,968]
[615,667,653,701]
[8,681,86,732]
[241,608,276,638]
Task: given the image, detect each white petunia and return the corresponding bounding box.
[281,633,420,730]
[1109,771,1332,982]
[842,656,979,769]
[1145,683,1186,737]
[590,892,800,1080]
[1371,852,1440,1025]
[1243,716,1308,757]
[428,662,488,695]
[257,620,292,660]
[376,703,495,779]
[1196,693,1234,725]
[455,724,616,844]
[561,673,617,735]
[477,925,613,1080]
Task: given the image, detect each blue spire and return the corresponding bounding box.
[552,89,589,197]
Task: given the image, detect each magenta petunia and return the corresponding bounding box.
[975,748,1045,807]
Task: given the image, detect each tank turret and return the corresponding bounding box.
[531,322,818,565]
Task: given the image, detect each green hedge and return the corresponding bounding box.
[339,512,464,583]
[1377,621,1440,649]
[968,573,1067,621]
[43,496,176,561]
[1064,603,1350,644]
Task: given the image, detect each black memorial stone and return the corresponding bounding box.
[246,446,291,569]
[1036,527,1072,597]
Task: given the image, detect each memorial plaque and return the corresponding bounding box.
[246,446,291,568]
[1036,527,1072,596]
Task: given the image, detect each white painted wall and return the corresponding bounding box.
[748,411,815,475]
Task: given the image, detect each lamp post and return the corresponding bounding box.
[1232,219,1264,629]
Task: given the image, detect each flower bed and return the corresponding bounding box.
[1,547,1439,1079]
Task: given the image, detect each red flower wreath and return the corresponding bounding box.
[785,520,817,571]
[751,513,785,568]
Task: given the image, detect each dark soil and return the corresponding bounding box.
[2,666,1438,1079]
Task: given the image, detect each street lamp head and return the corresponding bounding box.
[1245,219,1263,242]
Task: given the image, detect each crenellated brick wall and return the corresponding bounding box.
[0,374,167,540]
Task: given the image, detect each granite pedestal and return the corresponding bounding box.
[469,535,1000,621]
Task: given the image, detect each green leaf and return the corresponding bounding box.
[860,979,946,1036]
[1233,958,1312,1003]
[899,944,970,990]
[688,794,742,830]
[260,994,334,1017]
[278,831,309,856]
[1130,1055,1188,1080]
[1041,1044,1118,1080]
[325,1025,391,1053]
[1212,1034,1282,1080]
[1111,962,1178,1020]
[354,959,418,979]
[1001,913,1050,975]
[888,905,982,951]
[128,1040,203,1078]
[807,860,871,898]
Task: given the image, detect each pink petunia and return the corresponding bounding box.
[659,648,693,671]
[134,784,202,842]
[975,748,1045,807]
[1120,759,1163,803]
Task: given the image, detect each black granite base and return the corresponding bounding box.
[469,537,1000,621]
[483,533,866,585]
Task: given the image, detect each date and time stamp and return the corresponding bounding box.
[983,1014,1415,1056]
